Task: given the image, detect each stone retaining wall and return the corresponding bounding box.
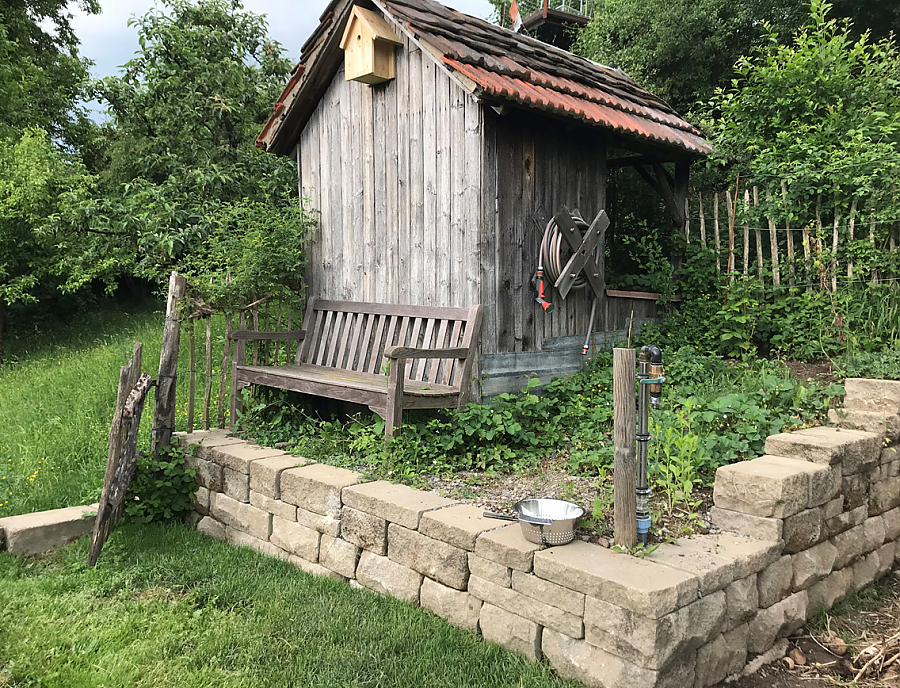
[180,377,900,688]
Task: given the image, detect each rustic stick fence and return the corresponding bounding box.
[685,186,899,290]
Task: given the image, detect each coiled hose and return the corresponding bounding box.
[539,210,590,291]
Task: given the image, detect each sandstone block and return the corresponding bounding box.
[844,378,900,412]
[695,623,749,688]
[882,507,900,542]
[184,455,223,493]
[651,534,780,595]
[823,496,843,520]
[223,467,250,503]
[884,446,900,467]
[809,466,841,508]
[534,540,698,619]
[270,515,320,561]
[748,591,808,654]
[863,516,886,553]
[584,591,725,670]
[792,540,837,591]
[289,554,346,581]
[765,426,879,467]
[319,534,360,578]
[842,473,869,511]
[830,410,900,443]
[876,541,895,577]
[825,505,867,538]
[0,504,99,556]
[869,476,900,515]
[853,550,880,591]
[249,491,297,522]
[388,524,469,590]
[196,515,225,540]
[225,526,287,559]
[807,566,852,613]
[181,429,242,454]
[249,455,308,499]
[341,507,387,555]
[709,507,783,542]
[341,481,456,529]
[713,455,829,518]
[207,442,286,474]
[279,464,359,518]
[542,628,695,688]
[757,555,793,608]
[419,504,505,551]
[472,523,541,572]
[468,553,511,587]
[296,506,341,537]
[832,523,868,569]
[511,569,585,616]
[470,575,583,638]
[480,603,542,662]
[420,577,482,632]
[194,485,210,515]
[209,492,270,540]
[783,507,823,554]
[725,575,758,625]
[355,550,422,604]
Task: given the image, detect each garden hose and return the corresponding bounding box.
[539,211,591,291]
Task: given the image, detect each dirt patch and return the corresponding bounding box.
[783,359,836,385]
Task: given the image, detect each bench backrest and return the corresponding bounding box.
[298,299,481,390]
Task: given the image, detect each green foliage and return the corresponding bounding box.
[125,443,198,524]
[836,349,900,381]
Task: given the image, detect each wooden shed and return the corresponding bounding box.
[257,0,710,397]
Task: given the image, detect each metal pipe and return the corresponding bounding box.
[636,347,652,544]
[582,297,598,355]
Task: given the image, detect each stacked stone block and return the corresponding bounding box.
[177,378,900,688]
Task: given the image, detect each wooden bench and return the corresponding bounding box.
[230,298,484,437]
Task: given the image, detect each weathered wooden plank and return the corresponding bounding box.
[409,45,425,306]
[437,70,453,309]
[450,79,466,309]
[422,53,438,306]
[313,299,470,319]
[368,314,387,374]
[613,347,637,549]
[464,92,482,311]
[152,272,186,454]
[396,40,411,305]
[385,63,399,305]
[479,108,499,355]
[315,310,334,366]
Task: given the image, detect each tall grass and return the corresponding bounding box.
[0,300,232,518]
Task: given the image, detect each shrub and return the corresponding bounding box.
[125,443,197,523]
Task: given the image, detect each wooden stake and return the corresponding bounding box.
[151,271,186,457]
[202,314,212,431]
[743,189,751,276]
[753,187,764,283]
[684,196,690,244]
[870,216,878,284]
[803,199,814,291]
[712,192,720,272]
[766,190,781,286]
[613,347,637,550]
[217,312,232,428]
[831,207,841,292]
[699,192,708,250]
[252,303,260,365]
[781,182,795,288]
[815,196,827,291]
[725,190,735,279]
[188,316,195,433]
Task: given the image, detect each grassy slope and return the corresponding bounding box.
[0,300,231,517]
[0,523,573,688]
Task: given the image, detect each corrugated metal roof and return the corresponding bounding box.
[257,0,711,158]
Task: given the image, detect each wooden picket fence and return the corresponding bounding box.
[685,186,899,290]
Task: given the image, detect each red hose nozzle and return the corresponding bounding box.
[536,297,555,313]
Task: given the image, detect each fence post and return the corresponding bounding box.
[151,271,186,458]
[613,347,637,549]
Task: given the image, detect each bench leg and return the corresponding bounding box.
[385,360,405,439]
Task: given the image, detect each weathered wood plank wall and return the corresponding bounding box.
[480,108,611,355]
[297,36,482,314]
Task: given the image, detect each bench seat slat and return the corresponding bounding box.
[314,299,470,320]
[237,364,458,397]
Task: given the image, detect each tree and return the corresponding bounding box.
[0,0,99,152]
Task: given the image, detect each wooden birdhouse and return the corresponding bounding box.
[340,6,403,85]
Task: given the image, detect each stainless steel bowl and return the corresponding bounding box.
[484,498,584,546]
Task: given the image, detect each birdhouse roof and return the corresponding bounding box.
[257,0,711,159]
[339,6,402,50]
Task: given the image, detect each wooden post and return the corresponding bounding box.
[699,192,708,249]
[724,190,734,278]
[765,190,781,286]
[217,312,232,428]
[752,187,764,283]
[613,347,637,550]
[781,182,796,288]
[684,196,690,244]
[847,199,857,280]
[202,314,212,430]
[870,216,878,284]
[151,271,186,458]
[831,207,841,292]
[187,316,195,433]
[742,190,750,275]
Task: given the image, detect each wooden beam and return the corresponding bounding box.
[613,347,637,549]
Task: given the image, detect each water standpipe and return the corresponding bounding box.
[636,345,664,544]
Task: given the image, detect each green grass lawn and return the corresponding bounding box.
[0,523,574,688]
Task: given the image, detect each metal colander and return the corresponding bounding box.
[484,498,584,546]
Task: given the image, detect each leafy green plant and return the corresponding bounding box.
[125,443,197,523]
[650,404,704,517]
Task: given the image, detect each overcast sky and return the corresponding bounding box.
[70,0,495,82]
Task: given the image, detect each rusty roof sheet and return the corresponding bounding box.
[257,0,711,157]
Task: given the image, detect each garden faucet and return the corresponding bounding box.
[636,346,665,544]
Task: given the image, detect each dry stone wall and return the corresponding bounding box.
[180,378,900,688]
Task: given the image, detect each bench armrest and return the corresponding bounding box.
[230,330,306,341]
[384,346,469,360]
